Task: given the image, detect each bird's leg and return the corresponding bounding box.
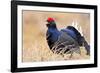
[69,52,73,59]
[79,47,82,56]
[60,53,64,57]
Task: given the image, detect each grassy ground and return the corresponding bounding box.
[22,32,90,62]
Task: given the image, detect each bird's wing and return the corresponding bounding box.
[52,31,80,54]
[67,26,83,46]
[61,29,77,41]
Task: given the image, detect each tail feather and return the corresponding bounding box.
[67,26,90,55]
[81,37,90,55]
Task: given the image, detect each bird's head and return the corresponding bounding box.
[46,17,57,28]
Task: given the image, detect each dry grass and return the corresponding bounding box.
[22,35,90,62]
[22,11,90,62]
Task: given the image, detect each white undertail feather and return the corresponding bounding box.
[72,21,75,26]
[71,21,83,36]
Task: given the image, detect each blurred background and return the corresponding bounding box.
[22,10,90,62]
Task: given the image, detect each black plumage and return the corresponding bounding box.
[46,18,90,56]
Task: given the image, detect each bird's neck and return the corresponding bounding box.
[47,21,58,30]
[48,26,58,30]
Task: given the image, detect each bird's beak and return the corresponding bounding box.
[46,20,49,23]
[45,20,48,26]
[46,24,50,27]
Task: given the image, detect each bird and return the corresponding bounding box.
[46,17,90,57]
